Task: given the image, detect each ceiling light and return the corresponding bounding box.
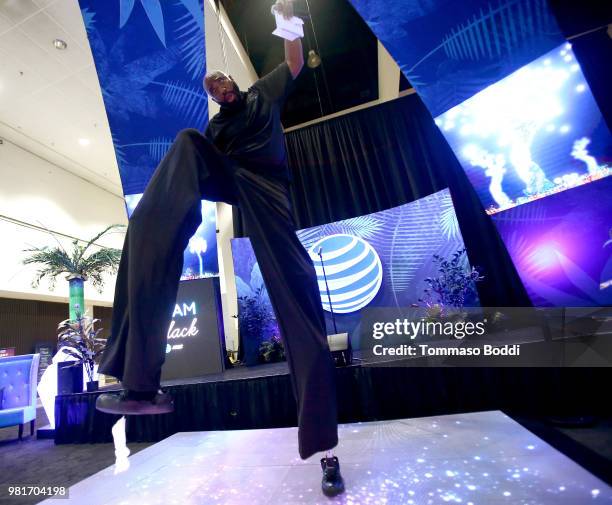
[79,138,90,146]
[307,49,321,69]
[53,39,67,50]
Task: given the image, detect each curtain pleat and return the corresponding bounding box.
[54,366,607,444]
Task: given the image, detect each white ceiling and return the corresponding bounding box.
[0,0,123,197]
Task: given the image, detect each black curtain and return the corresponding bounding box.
[548,0,612,132]
[235,93,531,306]
[56,366,610,445]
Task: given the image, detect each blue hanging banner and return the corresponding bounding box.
[78,0,207,196]
[347,0,565,117]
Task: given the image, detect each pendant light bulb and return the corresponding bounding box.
[307,49,321,69]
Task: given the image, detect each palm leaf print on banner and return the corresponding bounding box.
[120,0,166,47]
[378,197,444,303]
[439,191,460,240]
[439,0,556,65]
[321,215,384,241]
[175,0,205,80]
[158,80,208,126]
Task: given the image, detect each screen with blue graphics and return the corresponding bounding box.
[125,194,218,280]
[492,176,612,307]
[231,188,478,364]
[435,44,612,215]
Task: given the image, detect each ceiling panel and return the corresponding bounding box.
[0,0,122,196]
[0,12,13,33]
[0,0,40,25]
[0,27,70,84]
[0,46,47,108]
[44,0,89,49]
[32,0,57,8]
[19,10,90,71]
[73,63,101,94]
[53,69,97,116]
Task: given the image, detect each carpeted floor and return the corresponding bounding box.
[0,406,153,505]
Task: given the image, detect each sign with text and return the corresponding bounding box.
[161,277,226,381]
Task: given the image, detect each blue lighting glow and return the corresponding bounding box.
[124,195,218,280]
[435,44,612,215]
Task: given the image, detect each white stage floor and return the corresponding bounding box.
[42,410,611,505]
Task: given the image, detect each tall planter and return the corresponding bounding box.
[67,275,85,322]
[22,223,125,321]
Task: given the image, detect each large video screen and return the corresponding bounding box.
[231,188,479,364]
[125,194,219,280]
[435,43,612,215]
[493,176,612,307]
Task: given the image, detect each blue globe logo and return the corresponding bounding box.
[308,234,383,314]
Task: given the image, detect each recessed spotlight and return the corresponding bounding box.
[53,39,68,50]
[79,138,90,146]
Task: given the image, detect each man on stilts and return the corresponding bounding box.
[95,0,344,497]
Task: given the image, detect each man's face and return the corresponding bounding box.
[207,75,239,104]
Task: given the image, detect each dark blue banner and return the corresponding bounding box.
[78,0,207,195]
[348,0,564,117]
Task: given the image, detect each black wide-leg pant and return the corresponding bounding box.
[98,128,338,459]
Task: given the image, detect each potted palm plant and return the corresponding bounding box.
[57,305,106,392]
[22,224,125,321]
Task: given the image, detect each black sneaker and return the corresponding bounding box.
[95,389,174,415]
[320,456,345,497]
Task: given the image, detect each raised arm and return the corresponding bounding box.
[284,37,304,79]
[272,0,304,79]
